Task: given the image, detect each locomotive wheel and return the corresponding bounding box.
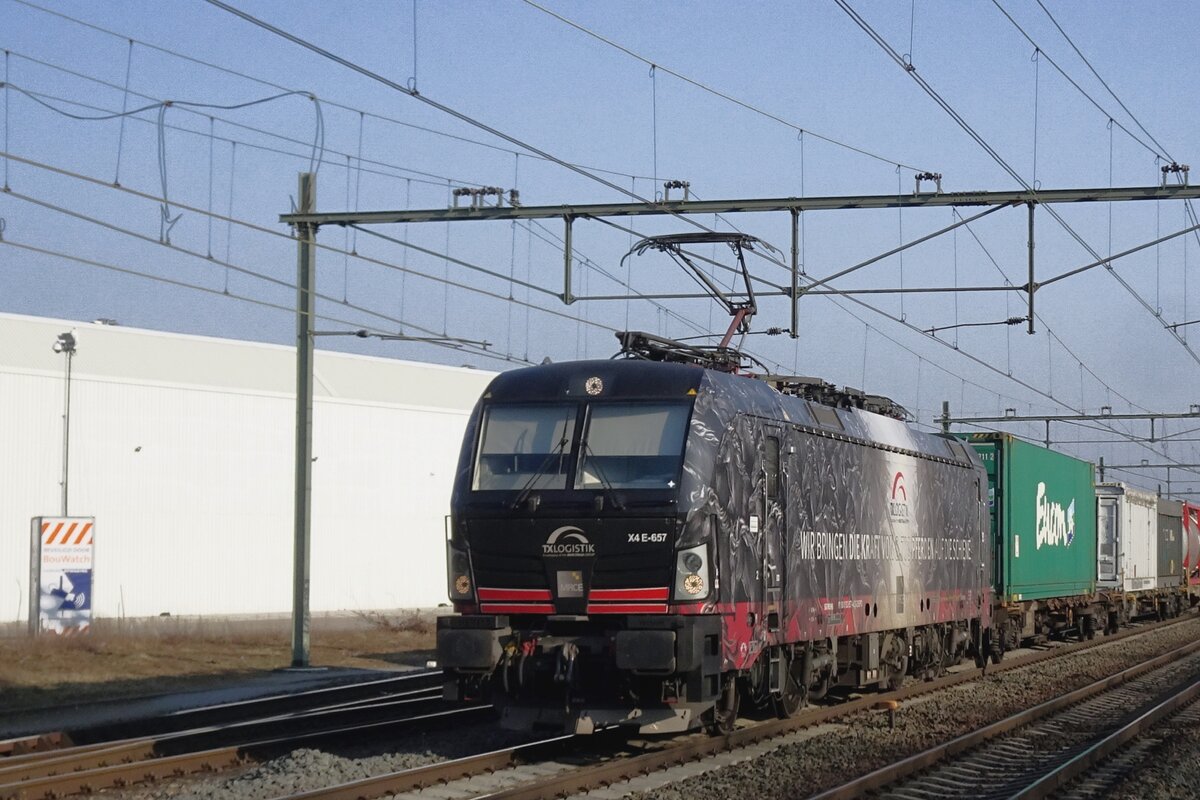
[990,626,1005,664]
[923,628,945,680]
[973,627,991,669]
[773,650,806,719]
[707,675,740,735]
[881,633,907,691]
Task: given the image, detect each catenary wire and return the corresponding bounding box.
[1024,0,1200,263]
[520,0,933,174]
[990,0,1165,160]
[0,237,517,363]
[0,148,624,339]
[200,0,712,235]
[7,0,1180,443]
[834,0,1200,374]
[7,0,667,184]
[0,193,515,362]
[2,54,481,190]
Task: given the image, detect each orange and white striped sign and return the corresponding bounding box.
[40,519,94,546]
[30,516,95,636]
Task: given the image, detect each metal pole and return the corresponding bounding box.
[292,172,316,668]
[790,208,799,338]
[1027,202,1036,335]
[1098,456,1105,483]
[563,215,574,304]
[1045,420,1051,448]
[61,349,72,516]
[941,400,950,435]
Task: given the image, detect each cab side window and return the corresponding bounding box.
[765,436,780,501]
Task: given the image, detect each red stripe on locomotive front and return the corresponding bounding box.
[589,587,670,601]
[477,588,553,601]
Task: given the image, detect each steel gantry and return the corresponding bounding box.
[283,183,1200,340]
[937,405,1200,449]
[281,178,1200,666]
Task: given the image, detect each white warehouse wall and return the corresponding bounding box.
[0,314,495,621]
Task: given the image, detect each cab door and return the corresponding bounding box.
[762,430,784,635]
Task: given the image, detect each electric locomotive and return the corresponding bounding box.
[437,332,992,735]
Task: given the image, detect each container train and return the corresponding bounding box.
[964,434,1193,659]
[436,335,1196,735]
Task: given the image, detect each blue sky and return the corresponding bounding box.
[3,0,1199,489]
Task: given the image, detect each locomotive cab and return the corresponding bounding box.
[438,360,724,734]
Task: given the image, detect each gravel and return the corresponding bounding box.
[101,720,539,800]
[99,617,1200,800]
[631,617,1200,800]
[1102,698,1200,800]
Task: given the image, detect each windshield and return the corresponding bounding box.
[576,402,689,490]
[473,404,577,491]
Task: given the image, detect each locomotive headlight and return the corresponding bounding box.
[446,543,474,602]
[674,543,711,601]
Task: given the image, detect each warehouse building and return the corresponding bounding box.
[0,313,495,622]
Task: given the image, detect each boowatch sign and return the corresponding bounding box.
[29,517,95,635]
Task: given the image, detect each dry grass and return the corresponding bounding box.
[0,614,437,715]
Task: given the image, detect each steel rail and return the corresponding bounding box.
[805,638,1200,800]
[0,669,443,758]
[0,734,68,759]
[1010,678,1200,799]
[275,614,1199,800]
[0,702,490,800]
[0,686,445,782]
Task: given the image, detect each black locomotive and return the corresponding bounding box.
[437,332,992,734]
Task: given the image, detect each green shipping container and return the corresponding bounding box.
[959,433,1097,601]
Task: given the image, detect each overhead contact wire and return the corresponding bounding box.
[521,0,933,173]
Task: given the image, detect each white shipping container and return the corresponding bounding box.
[1097,483,1158,592]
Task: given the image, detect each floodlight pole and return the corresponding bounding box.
[292,172,316,668]
[56,334,76,516]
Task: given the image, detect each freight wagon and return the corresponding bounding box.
[960,433,1098,653]
[1182,502,1200,587]
[438,352,992,734]
[1098,484,1188,621]
[1157,499,1184,590]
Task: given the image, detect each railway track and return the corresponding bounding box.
[4,616,1193,800]
[258,614,1200,800]
[0,669,494,800]
[813,639,1200,799]
[0,668,444,755]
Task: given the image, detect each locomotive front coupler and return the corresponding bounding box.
[554,642,580,686]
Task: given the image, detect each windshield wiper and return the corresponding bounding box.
[510,436,570,511]
[581,441,625,511]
